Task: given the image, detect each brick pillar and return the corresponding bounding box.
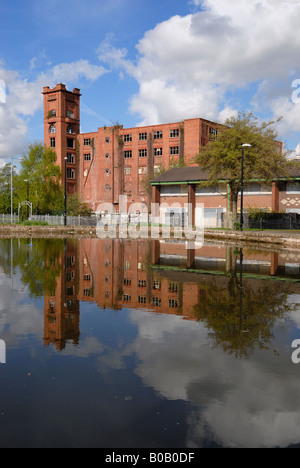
[152,185,160,213]
[272,182,279,212]
[151,240,160,265]
[270,252,279,276]
[187,248,195,269]
[188,184,196,226]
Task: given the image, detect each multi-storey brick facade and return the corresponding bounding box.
[43,84,221,212]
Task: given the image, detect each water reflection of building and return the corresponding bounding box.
[152,240,300,279]
[44,240,80,351]
[44,239,300,349]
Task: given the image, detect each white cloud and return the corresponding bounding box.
[50,60,107,83]
[0,59,107,164]
[98,0,300,153]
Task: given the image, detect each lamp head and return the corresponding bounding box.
[242,144,252,148]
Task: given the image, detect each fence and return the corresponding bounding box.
[0,214,99,226]
[0,214,19,224]
[247,212,300,230]
[30,215,99,226]
[0,214,151,227]
[221,212,300,230]
[5,210,299,230]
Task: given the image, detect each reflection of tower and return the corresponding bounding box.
[44,240,80,351]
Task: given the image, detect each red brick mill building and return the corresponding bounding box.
[43,83,300,226]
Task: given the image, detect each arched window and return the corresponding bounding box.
[67,125,74,134]
[49,124,56,134]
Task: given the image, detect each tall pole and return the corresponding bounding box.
[11,160,13,225]
[11,157,22,224]
[64,157,67,226]
[240,147,244,231]
[24,179,29,219]
[27,181,29,219]
[240,144,252,231]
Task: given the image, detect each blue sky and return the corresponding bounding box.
[1,0,300,165]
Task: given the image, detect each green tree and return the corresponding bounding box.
[0,164,17,214]
[16,144,64,215]
[195,112,290,229]
[67,193,93,216]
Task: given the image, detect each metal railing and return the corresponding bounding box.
[30,215,99,226]
[222,212,300,230]
[0,214,19,224]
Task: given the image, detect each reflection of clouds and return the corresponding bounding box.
[61,334,134,371]
[96,343,133,371]
[130,311,210,401]
[287,296,300,329]
[127,310,300,448]
[61,337,105,358]
[0,272,43,345]
[187,374,300,448]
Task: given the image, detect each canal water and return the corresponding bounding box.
[0,237,300,448]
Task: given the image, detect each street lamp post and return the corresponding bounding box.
[240,144,252,231]
[24,179,29,219]
[64,157,68,226]
[11,157,22,224]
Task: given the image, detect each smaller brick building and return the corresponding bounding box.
[151,166,300,228]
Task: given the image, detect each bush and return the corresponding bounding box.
[233,221,242,231]
[248,208,269,221]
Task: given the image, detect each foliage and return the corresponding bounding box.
[141,164,167,207]
[0,164,17,214]
[195,112,291,229]
[234,221,242,231]
[67,193,93,216]
[0,144,94,218]
[248,207,269,221]
[169,156,186,168]
[16,144,64,215]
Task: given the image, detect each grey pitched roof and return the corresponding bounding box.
[151,167,211,184]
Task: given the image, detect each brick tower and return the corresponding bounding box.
[42,84,81,195]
